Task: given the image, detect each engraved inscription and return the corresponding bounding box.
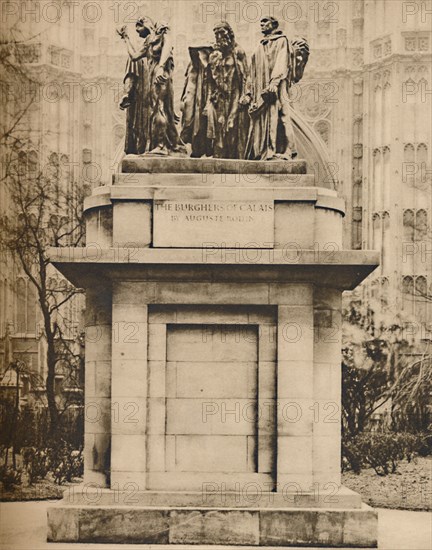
[153,200,274,248]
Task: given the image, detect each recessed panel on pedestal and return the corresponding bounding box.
[166,324,258,474]
[146,306,277,491]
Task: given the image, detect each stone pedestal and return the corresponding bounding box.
[47,157,379,547]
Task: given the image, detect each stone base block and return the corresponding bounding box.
[53,485,363,509]
[47,503,377,547]
[121,155,307,175]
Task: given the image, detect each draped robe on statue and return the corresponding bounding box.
[246,31,296,161]
[123,23,183,155]
[124,57,150,155]
[246,31,336,188]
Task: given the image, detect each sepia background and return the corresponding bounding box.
[0,0,431,529]
[1,1,431,394]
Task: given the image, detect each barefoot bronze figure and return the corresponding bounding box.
[118,17,184,156]
[181,22,250,159]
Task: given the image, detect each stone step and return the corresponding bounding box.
[113,171,317,187]
[57,486,363,509]
[121,156,307,175]
[47,503,378,546]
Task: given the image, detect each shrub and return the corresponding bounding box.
[23,447,50,485]
[417,432,432,457]
[342,431,423,476]
[0,465,22,490]
[395,433,422,463]
[361,432,402,475]
[49,441,83,485]
[342,438,364,474]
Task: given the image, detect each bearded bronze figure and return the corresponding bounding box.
[181,22,250,159]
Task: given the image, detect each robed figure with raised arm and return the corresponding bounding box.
[118,17,184,156]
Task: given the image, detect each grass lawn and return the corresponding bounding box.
[342,456,432,511]
[2,457,431,511]
[0,475,82,502]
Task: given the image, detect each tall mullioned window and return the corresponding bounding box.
[15,278,37,335]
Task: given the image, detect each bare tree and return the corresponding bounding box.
[0,153,87,435]
[0,29,88,436]
[0,20,41,152]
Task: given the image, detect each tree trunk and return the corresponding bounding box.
[42,301,59,437]
[12,370,19,470]
[46,341,59,437]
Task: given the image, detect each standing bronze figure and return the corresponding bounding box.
[246,17,309,161]
[118,17,184,156]
[181,22,250,159]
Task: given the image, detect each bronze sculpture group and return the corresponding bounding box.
[118,16,309,161]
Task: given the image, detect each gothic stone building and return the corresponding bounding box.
[1,0,431,397]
